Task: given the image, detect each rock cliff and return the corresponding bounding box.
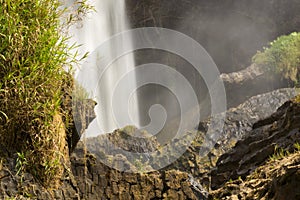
[211,95,300,190]
[0,88,299,199]
[210,149,300,200]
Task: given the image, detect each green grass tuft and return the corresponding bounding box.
[252,32,300,84]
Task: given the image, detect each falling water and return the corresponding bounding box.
[68,0,139,137]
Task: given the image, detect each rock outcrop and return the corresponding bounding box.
[163,88,298,188]
[220,64,290,108]
[60,73,97,154]
[209,150,300,200]
[0,143,207,199]
[201,88,298,160]
[211,96,300,189]
[65,98,97,154]
[0,88,298,199]
[0,154,79,199]
[86,126,160,155]
[70,143,207,200]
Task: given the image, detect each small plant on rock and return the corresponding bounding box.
[253,32,300,84]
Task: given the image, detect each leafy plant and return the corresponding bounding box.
[0,0,90,187]
[253,32,300,84]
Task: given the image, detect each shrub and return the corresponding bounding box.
[252,32,300,84]
[0,0,90,187]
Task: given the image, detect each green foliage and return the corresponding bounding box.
[0,0,90,187]
[294,142,300,151]
[252,32,300,83]
[269,147,289,161]
[268,144,300,162]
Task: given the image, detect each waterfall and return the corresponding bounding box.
[68,0,139,137]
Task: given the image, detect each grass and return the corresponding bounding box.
[0,0,90,188]
[252,32,300,84]
[269,143,300,162]
[269,146,289,161]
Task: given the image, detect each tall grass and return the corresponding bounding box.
[0,0,89,187]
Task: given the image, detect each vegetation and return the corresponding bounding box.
[294,93,300,103]
[0,0,90,187]
[269,143,300,162]
[269,146,290,161]
[253,32,300,84]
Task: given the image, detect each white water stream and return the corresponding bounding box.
[68,0,139,137]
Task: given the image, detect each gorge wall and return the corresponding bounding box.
[126,0,300,73]
[0,1,299,199]
[125,0,300,131]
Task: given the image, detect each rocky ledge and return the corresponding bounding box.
[209,150,300,200]
[210,95,300,190]
[0,88,299,199]
[164,88,297,185]
[70,142,207,199]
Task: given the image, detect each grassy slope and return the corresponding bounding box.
[0,0,75,187]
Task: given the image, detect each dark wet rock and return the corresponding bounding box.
[211,96,300,189]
